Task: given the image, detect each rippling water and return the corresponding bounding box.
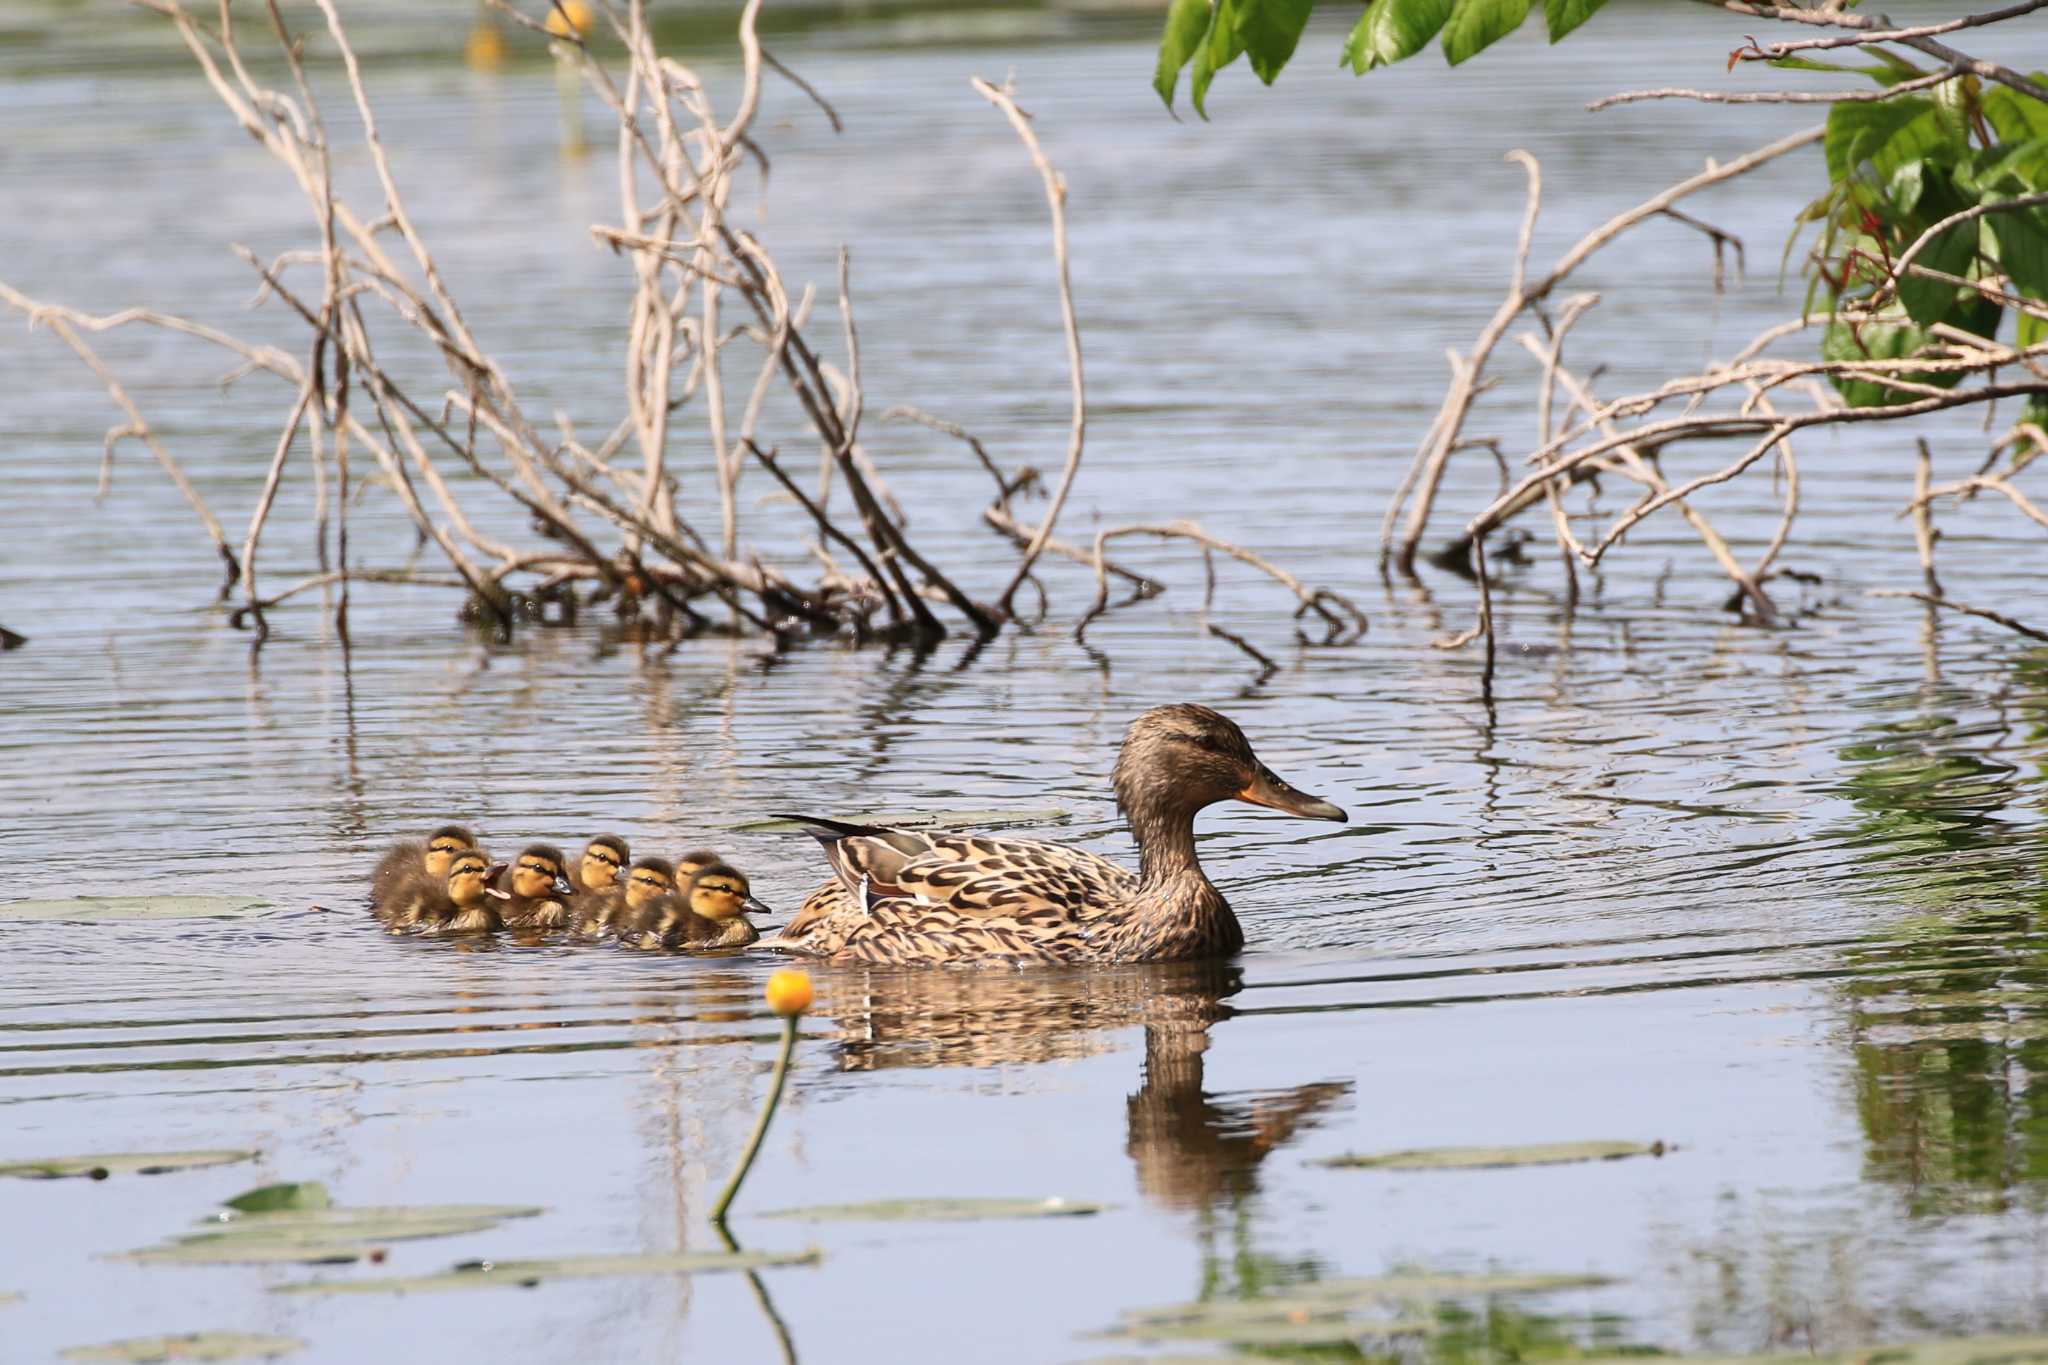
[5,3,2048,1362]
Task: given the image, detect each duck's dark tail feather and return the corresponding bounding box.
[764,812,891,843]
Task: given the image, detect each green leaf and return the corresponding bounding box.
[1984,75,2048,144]
[761,1196,1104,1221]
[1234,0,1314,84]
[1826,97,1965,185]
[1541,0,1607,42]
[1822,314,1960,408]
[1988,199,2048,300]
[1899,219,1979,327]
[1974,136,2048,193]
[1344,0,1454,73]
[2019,310,2045,351]
[1152,0,1211,109]
[1769,56,1913,85]
[1441,0,1531,66]
[0,1150,257,1180]
[1190,0,1244,118]
[224,1183,330,1215]
[1318,1139,1667,1170]
[58,1333,304,1362]
[272,1248,822,1296]
[0,897,271,923]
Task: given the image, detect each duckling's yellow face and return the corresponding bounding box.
[511,853,561,900]
[579,844,623,890]
[424,834,471,880]
[624,864,674,910]
[447,854,490,907]
[690,871,751,923]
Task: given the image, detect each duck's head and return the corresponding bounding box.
[685,863,771,923]
[1114,704,1346,825]
[675,848,721,883]
[579,834,629,891]
[623,856,677,910]
[423,825,477,881]
[446,849,493,908]
[510,844,571,900]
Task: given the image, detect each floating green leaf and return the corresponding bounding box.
[58,1334,303,1363]
[1101,1316,1435,1347]
[123,1202,546,1264]
[273,1247,820,1296]
[0,897,271,923]
[1442,0,1532,67]
[761,1196,1103,1221]
[1344,0,1454,73]
[1121,1272,1614,1329]
[1318,1139,1665,1170]
[223,1183,330,1215]
[0,1150,257,1180]
[1575,1333,2048,1365]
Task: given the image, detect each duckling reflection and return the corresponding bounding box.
[809,962,1350,1211]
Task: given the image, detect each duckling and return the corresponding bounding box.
[570,853,669,942]
[674,848,721,884]
[610,857,681,950]
[496,844,573,932]
[419,848,503,935]
[569,834,630,898]
[370,824,475,926]
[667,863,770,950]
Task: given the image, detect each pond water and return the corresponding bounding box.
[5,2,2048,1361]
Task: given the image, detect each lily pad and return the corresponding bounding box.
[58,1334,303,1362]
[1118,1273,1614,1329]
[0,896,271,923]
[1575,1334,2048,1365]
[1101,1316,1434,1348]
[123,1203,546,1264]
[0,1149,257,1180]
[1317,1140,1665,1171]
[761,1196,1103,1221]
[223,1183,330,1214]
[732,808,1074,834]
[273,1246,820,1295]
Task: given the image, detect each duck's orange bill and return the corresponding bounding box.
[1236,764,1347,823]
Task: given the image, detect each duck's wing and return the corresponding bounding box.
[885,835,1135,919]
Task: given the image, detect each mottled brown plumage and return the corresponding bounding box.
[766,705,1345,966]
[371,824,475,928]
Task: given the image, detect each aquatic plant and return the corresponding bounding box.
[709,968,811,1224]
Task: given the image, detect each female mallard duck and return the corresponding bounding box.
[569,834,629,898]
[667,863,771,950]
[419,849,503,935]
[496,844,573,932]
[608,856,680,949]
[766,704,1345,965]
[370,824,475,926]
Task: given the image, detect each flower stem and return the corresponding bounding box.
[710,1013,798,1225]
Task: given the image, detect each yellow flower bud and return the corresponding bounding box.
[764,969,813,1018]
[544,1,593,39]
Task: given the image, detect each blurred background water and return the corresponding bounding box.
[4,2,2048,1362]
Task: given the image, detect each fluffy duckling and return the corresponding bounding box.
[370,824,475,926]
[496,844,573,932]
[674,848,721,883]
[419,849,502,936]
[569,834,630,898]
[668,863,770,950]
[611,857,682,950]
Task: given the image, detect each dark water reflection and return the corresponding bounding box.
[7,3,2048,1363]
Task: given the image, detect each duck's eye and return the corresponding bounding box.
[590,850,621,868]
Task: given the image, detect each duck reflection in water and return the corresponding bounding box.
[811,961,1351,1212]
